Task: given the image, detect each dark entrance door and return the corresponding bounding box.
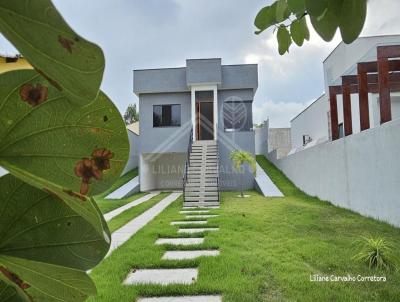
[196,101,214,140]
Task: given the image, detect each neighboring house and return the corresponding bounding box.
[133,58,258,195]
[122,122,140,175]
[0,52,32,73]
[290,35,400,151]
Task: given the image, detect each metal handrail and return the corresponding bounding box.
[182,127,193,201]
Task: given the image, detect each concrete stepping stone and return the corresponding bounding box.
[179,210,210,214]
[155,238,205,246]
[106,192,181,258]
[137,295,222,302]
[185,215,219,219]
[124,268,197,285]
[178,228,219,234]
[162,250,220,260]
[182,206,219,209]
[171,221,207,225]
[104,192,160,221]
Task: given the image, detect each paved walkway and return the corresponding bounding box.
[255,163,284,197]
[104,192,160,221]
[105,192,181,258]
[123,205,222,301]
[105,176,140,199]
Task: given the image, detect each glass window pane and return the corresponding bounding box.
[171,105,181,126]
[153,105,162,127]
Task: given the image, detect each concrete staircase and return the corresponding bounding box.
[183,140,220,207]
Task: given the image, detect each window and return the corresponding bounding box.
[153,104,181,127]
[223,101,253,131]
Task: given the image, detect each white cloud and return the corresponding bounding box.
[253,99,313,128]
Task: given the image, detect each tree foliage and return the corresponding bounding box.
[124,103,139,125]
[254,0,367,55]
[0,1,129,301]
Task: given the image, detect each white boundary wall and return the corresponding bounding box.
[271,118,400,227]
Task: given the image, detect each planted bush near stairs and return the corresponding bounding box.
[0,1,129,301]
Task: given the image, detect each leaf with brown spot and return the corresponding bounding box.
[0,70,127,239]
[58,35,74,53]
[0,255,96,302]
[19,83,48,107]
[0,0,104,105]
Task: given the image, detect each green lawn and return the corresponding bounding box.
[95,168,139,200]
[107,193,170,233]
[89,157,400,301]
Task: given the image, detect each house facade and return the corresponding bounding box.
[133,59,258,194]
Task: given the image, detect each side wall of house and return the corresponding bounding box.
[270,118,400,227]
[122,130,140,175]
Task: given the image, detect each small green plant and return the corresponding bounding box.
[353,236,398,271]
[230,150,256,198]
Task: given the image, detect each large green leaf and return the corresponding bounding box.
[0,69,129,197]
[287,0,305,14]
[339,0,367,44]
[254,3,277,34]
[305,0,328,17]
[0,0,105,105]
[310,0,342,42]
[290,17,309,46]
[277,26,292,55]
[0,174,110,271]
[275,0,290,23]
[0,255,96,302]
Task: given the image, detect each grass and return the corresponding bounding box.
[89,157,400,301]
[107,192,170,233]
[95,168,139,200]
[94,168,141,214]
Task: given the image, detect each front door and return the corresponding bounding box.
[196,101,214,140]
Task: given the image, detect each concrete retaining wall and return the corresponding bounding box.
[272,118,400,227]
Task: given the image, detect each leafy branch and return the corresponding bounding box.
[254,0,367,55]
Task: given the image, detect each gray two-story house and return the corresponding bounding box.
[133,58,258,206]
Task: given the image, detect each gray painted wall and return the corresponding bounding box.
[122,130,140,174]
[270,118,400,227]
[134,61,257,94]
[217,89,256,190]
[186,58,222,85]
[139,92,192,154]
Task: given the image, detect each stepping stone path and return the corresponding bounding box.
[185,214,219,219]
[106,192,181,258]
[104,192,160,221]
[155,238,204,245]
[162,250,220,260]
[137,296,222,302]
[179,210,210,214]
[170,220,207,225]
[124,203,222,301]
[124,268,197,285]
[178,228,219,234]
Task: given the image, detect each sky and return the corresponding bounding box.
[1,0,400,127]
